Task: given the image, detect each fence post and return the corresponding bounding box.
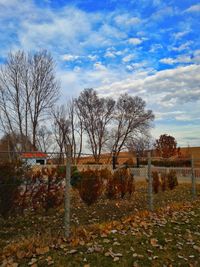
[112,150,116,170]
[64,145,71,238]
[147,151,153,211]
[191,155,196,199]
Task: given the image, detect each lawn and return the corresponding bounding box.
[1,182,200,266]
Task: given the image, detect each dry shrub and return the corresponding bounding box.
[161,173,167,192]
[152,171,160,194]
[0,161,24,217]
[167,170,178,190]
[105,175,119,199]
[106,168,135,199]
[151,170,178,193]
[77,169,103,205]
[16,166,64,212]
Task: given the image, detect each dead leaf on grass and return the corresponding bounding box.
[68,249,78,254]
[150,238,158,247]
[113,257,120,262]
[35,246,49,255]
[193,245,200,253]
[16,250,26,259]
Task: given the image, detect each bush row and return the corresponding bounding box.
[76,168,135,205]
[152,170,178,193]
[0,162,135,217]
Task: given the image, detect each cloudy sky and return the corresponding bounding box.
[0,0,200,147]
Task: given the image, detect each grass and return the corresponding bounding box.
[1,182,200,266]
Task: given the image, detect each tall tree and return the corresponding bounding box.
[37,125,53,152]
[52,100,84,163]
[0,50,59,151]
[52,105,70,156]
[154,134,179,158]
[110,94,154,160]
[127,133,152,157]
[76,89,115,162]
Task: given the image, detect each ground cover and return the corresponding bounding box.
[1,182,200,266]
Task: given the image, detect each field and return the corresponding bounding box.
[1,182,200,266]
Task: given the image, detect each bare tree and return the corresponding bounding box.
[127,133,152,167]
[0,50,59,151]
[52,100,84,163]
[110,94,154,160]
[52,105,70,156]
[37,125,53,152]
[68,99,83,163]
[76,88,115,162]
[127,133,152,157]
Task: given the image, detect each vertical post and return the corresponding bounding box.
[112,150,116,170]
[136,153,140,168]
[147,151,153,211]
[64,145,71,238]
[191,155,196,199]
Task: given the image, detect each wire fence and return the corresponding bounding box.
[0,149,200,241]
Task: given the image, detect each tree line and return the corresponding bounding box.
[0,50,154,162]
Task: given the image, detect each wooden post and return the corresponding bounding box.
[147,151,153,211]
[191,155,196,199]
[64,145,71,238]
[112,150,116,170]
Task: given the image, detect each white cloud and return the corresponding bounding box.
[185,4,200,13]
[61,54,79,61]
[159,58,175,65]
[151,6,174,21]
[93,62,107,71]
[149,44,163,52]
[95,64,200,146]
[173,30,190,40]
[160,55,192,65]
[128,38,143,45]
[105,51,116,58]
[88,54,98,61]
[114,14,141,27]
[122,54,134,63]
[171,41,193,51]
[97,64,200,106]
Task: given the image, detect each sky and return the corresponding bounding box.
[0,0,200,147]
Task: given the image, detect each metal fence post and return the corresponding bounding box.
[147,151,153,211]
[191,155,196,199]
[64,145,71,238]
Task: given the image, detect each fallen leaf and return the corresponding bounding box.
[150,238,159,247]
[36,246,49,255]
[68,249,78,254]
[16,250,26,259]
[193,245,200,253]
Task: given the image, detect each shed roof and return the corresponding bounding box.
[21,152,47,159]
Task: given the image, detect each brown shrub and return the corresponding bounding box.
[152,171,160,194]
[167,170,178,190]
[16,166,64,212]
[77,169,103,205]
[0,161,24,217]
[161,173,167,192]
[109,168,135,199]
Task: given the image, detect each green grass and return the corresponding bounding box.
[15,202,200,266]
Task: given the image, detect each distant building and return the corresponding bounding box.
[21,152,47,165]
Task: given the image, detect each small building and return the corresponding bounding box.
[21,152,47,166]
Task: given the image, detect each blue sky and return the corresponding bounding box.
[0,0,200,146]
